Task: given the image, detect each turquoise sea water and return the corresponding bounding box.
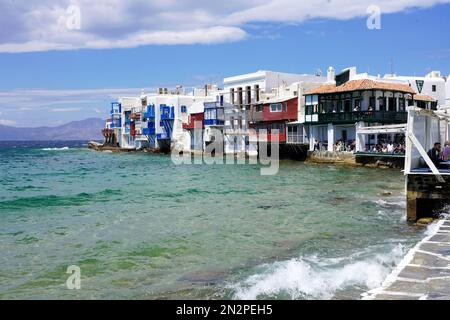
[0,141,426,299]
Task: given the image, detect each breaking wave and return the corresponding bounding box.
[373,199,406,209]
[42,147,70,151]
[231,244,407,300]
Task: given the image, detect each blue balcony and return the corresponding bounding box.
[110,102,122,115]
[142,128,156,135]
[160,105,175,120]
[144,104,155,119]
[204,119,224,126]
[110,118,122,129]
[142,122,155,135]
[157,133,169,140]
[204,104,224,126]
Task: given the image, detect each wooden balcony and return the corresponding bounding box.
[305,111,407,124]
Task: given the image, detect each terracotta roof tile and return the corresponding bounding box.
[414,94,436,102]
[305,79,416,95]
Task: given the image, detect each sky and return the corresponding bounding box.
[0,0,449,127]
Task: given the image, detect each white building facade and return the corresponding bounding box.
[114,87,218,152]
[223,70,326,156]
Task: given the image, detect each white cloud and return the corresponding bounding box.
[0,87,151,127]
[0,87,147,112]
[0,0,448,52]
[50,107,82,112]
[0,119,17,126]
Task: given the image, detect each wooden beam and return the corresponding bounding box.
[408,131,444,182]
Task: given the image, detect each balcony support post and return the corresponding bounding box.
[327,123,335,152]
[355,121,366,152]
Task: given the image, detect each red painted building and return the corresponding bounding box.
[183,113,204,130]
[183,112,205,151]
[250,97,298,143]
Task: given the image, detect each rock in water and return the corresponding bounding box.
[416,217,434,226]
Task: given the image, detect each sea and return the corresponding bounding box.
[0,140,429,299]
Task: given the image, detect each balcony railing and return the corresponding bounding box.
[287,134,308,144]
[306,111,407,124]
[248,110,264,123]
[204,119,224,126]
[130,113,141,120]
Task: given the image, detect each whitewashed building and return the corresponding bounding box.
[114,87,218,152]
[446,74,450,107]
[384,71,446,107]
[223,70,327,156]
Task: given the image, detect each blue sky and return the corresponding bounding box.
[0,0,449,127]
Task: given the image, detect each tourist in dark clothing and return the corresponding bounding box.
[427,142,442,168]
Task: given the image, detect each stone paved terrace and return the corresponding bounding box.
[362,216,450,300]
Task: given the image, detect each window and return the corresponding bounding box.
[181,106,187,113]
[378,97,386,111]
[254,85,260,102]
[270,103,282,112]
[312,95,319,105]
[399,98,405,111]
[388,97,396,111]
[353,99,361,111]
[282,102,287,112]
[369,97,376,110]
[256,105,263,112]
[432,85,436,92]
[344,100,351,112]
[246,86,251,104]
[237,87,243,106]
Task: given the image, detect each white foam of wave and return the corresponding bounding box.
[363,217,447,299]
[232,244,406,300]
[377,209,407,222]
[374,199,406,209]
[42,147,70,151]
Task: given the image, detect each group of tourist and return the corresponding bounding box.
[334,140,356,152]
[369,142,406,154]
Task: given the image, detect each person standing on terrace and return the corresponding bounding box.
[427,142,442,168]
[442,141,450,161]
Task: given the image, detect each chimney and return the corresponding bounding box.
[327,66,335,83]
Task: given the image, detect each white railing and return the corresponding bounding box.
[287,134,307,144]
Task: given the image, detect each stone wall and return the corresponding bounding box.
[406,174,450,221]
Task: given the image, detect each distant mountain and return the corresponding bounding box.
[0,118,105,141]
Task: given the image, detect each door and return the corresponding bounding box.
[342,130,348,143]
